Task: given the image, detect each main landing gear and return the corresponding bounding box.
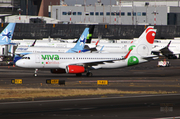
[75,72,93,77]
[34,68,38,77]
[86,72,93,77]
[86,69,93,77]
[76,73,82,77]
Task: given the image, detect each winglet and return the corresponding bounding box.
[100,45,104,52]
[167,41,171,47]
[30,39,37,47]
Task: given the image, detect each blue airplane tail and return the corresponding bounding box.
[66,27,89,53]
[0,23,16,45]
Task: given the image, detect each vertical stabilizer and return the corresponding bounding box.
[0,23,16,45]
[86,25,95,43]
[133,26,154,44]
[66,27,89,53]
[139,26,154,40]
[131,29,157,56]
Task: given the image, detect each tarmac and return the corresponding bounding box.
[1,58,180,119]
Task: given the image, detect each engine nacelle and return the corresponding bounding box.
[50,69,66,74]
[66,65,85,74]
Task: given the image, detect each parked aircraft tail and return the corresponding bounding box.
[86,25,95,43]
[66,27,89,53]
[0,23,16,45]
[131,29,157,56]
[132,26,154,44]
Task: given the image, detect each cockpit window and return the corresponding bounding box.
[22,57,30,59]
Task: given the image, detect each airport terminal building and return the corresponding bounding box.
[51,0,180,25]
[1,0,180,25]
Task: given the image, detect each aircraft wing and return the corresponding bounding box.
[58,58,122,69]
[58,50,132,69]
[0,42,17,45]
[7,43,17,45]
[58,59,116,69]
[142,55,159,61]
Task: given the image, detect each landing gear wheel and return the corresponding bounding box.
[76,73,82,77]
[86,72,93,77]
[34,69,38,77]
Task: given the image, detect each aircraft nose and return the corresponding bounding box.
[15,60,24,67]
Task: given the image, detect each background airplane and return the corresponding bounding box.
[88,26,154,53]
[15,29,157,77]
[13,25,95,63]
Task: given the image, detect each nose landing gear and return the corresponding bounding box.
[34,68,38,77]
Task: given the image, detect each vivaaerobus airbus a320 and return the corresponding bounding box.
[15,29,157,76]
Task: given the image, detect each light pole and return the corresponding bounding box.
[152,11,158,25]
[69,10,72,24]
[119,0,121,24]
[145,2,149,24]
[152,0,158,25]
[114,11,117,25]
[17,8,23,20]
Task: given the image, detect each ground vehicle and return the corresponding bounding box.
[157,60,170,67]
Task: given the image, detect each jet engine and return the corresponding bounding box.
[66,65,85,74]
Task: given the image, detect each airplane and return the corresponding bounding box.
[14,26,152,55]
[89,26,180,59]
[15,29,157,77]
[0,23,16,45]
[16,25,95,47]
[13,25,95,63]
[93,38,180,59]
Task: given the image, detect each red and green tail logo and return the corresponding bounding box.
[127,56,139,66]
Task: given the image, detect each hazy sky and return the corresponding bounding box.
[64,0,117,6]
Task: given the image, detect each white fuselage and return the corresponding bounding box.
[15,52,147,70]
[15,46,70,54]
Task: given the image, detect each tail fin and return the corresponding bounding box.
[131,29,157,56]
[133,26,154,44]
[86,25,95,43]
[66,27,89,53]
[0,23,16,45]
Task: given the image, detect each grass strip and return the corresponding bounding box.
[0,88,177,100]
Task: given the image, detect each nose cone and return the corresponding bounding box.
[15,60,24,67]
